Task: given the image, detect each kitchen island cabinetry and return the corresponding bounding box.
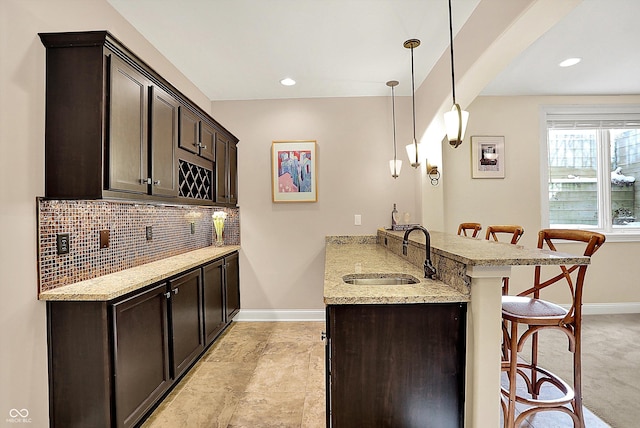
[327,303,466,428]
[324,231,592,428]
[43,247,240,428]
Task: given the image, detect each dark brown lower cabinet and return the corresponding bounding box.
[169,269,204,379]
[326,303,467,428]
[203,259,226,345]
[225,252,240,320]
[113,284,171,428]
[46,251,240,428]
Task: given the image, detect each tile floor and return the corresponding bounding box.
[142,321,610,428]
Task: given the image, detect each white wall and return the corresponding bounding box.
[0,0,214,425]
[212,97,419,310]
[444,95,640,305]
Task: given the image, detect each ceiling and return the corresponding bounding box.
[107,0,640,101]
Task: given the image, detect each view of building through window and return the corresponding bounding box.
[548,127,640,230]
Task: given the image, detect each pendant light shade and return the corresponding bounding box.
[446,0,469,148]
[444,104,469,148]
[386,80,402,178]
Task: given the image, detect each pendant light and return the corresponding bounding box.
[404,39,423,168]
[387,80,402,178]
[444,0,469,148]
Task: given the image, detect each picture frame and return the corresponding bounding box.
[471,136,505,179]
[271,140,317,202]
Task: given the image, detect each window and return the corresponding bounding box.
[542,105,640,240]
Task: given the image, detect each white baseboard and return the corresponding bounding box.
[235,304,640,322]
[580,302,640,315]
[234,309,326,322]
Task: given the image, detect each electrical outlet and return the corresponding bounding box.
[100,230,110,248]
[145,226,153,241]
[56,233,70,255]
[354,214,362,226]
[190,222,196,234]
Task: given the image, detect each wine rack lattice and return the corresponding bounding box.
[179,159,212,200]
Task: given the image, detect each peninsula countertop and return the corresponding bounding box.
[38,245,241,302]
[323,236,468,305]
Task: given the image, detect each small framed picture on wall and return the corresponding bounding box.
[471,136,505,179]
[271,140,318,202]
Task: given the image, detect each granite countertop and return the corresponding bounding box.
[380,229,591,267]
[324,236,469,305]
[38,245,241,302]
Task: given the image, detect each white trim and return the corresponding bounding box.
[560,302,640,315]
[233,309,326,322]
[233,304,640,322]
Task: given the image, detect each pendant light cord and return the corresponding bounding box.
[449,0,456,105]
[410,44,418,166]
[391,84,397,171]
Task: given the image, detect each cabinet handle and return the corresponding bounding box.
[173,288,179,294]
[140,178,151,185]
[200,144,207,150]
[153,180,160,186]
[164,292,171,299]
[321,331,327,342]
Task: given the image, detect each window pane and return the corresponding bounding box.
[548,130,598,226]
[610,129,640,228]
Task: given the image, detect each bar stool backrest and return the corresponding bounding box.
[485,225,525,245]
[457,222,482,238]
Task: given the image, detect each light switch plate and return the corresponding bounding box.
[145,226,153,241]
[354,214,362,226]
[56,233,70,255]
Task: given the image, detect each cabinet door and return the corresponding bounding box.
[214,133,228,204]
[329,304,466,428]
[113,283,170,428]
[228,141,238,205]
[150,86,178,197]
[202,259,226,345]
[179,106,200,155]
[108,55,149,194]
[200,121,216,161]
[169,269,204,378]
[225,253,240,321]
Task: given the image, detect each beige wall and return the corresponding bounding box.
[212,97,419,310]
[444,95,640,304]
[0,0,213,424]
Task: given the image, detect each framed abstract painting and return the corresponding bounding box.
[271,140,317,202]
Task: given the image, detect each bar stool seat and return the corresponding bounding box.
[502,296,567,321]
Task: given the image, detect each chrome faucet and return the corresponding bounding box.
[402,226,437,279]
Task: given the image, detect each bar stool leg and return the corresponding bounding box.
[506,320,519,427]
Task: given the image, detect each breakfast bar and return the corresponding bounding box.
[324,230,590,428]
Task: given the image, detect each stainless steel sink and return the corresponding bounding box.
[342,273,420,285]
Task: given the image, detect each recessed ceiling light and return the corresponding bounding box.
[280,77,296,86]
[559,57,582,67]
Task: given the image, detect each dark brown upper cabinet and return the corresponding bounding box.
[215,132,238,206]
[39,31,237,205]
[178,107,215,162]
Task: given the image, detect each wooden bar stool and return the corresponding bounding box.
[485,225,525,294]
[500,229,605,428]
[457,222,482,238]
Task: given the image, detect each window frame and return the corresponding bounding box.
[540,104,640,242]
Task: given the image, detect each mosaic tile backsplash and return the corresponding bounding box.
[38,199,240,292]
